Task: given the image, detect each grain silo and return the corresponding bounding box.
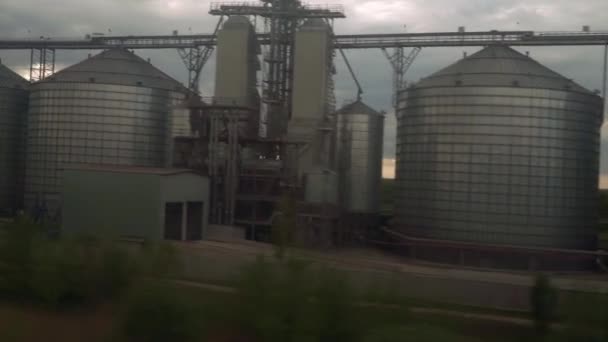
[288,18,334,179]
[215,15,259,108]
[395,45,603,269]
[0,62,29,214]
[214,15,260,139]
[25,48,188,215]
[336,101,384,216]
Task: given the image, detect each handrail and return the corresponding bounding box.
[1,30,607,50]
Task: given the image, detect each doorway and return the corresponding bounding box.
[164,202,183,240]
[186,201,203,240]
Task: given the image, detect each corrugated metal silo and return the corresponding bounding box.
[395,45,603,251]
[25,48,188,214]
[336,100,384,213]
[304,168,339,205]
[0,63,29,214]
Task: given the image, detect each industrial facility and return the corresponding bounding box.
[0,0,607,270]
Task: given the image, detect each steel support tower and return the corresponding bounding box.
[29,47,55,82]
[382,47,421,110]
[177,17,225,93]
[188,101,256,225]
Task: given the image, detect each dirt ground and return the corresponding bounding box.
[0,303,116,342]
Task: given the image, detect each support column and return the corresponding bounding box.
[181,201,187,241]
[602,44,607,105]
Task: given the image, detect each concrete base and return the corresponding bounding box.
[399,245,596,271]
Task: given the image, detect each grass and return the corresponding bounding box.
[0,279,538,342]
[158,280,539,342]
[4,270,607,342]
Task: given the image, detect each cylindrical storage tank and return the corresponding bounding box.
[25,49,188,214]
[0,63,29,214]
[395,45,603,255]
[336,100,384,213]
[304,168,339,205]
[214,16,259,104]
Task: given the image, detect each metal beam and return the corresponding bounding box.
[0,35,218,50]
[209,2,345,18]
[2,30,608,50]
[334,31,608,49]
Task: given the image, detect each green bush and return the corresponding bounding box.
[29,239,91,305]
[236,256,300,341]
[97,242,134,297]
[0,218,136,307]
[558,293,608,341]
[122,285,200,342]
[234,257,360,342]
[271,195,296,260]
[0,217,45,299]
[138,241,181,278]
[314,270,359,342]
[530,274,558,334]
[28,239,136,307]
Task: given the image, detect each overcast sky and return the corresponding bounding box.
[1,0,607,181]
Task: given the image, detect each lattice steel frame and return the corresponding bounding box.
[382,47,421,110]
[178,16,225,93]
[29,47,55,82]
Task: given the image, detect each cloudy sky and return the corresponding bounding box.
[1,0,607,181]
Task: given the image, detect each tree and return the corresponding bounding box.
[272,194,296,260]
[530,273,558,334]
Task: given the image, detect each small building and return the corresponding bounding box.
[61,165,210,241]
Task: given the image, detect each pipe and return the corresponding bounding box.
[603,44,607,107]
[338,48,363,101]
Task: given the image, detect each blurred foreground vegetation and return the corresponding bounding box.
[0,217,177,308]
[1,218,608,341]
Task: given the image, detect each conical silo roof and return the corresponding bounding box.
[222,15,252,29]
[336,100,382,116]
[0,63,29,89]
[40,48,187,92]
[416,45,593,94]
